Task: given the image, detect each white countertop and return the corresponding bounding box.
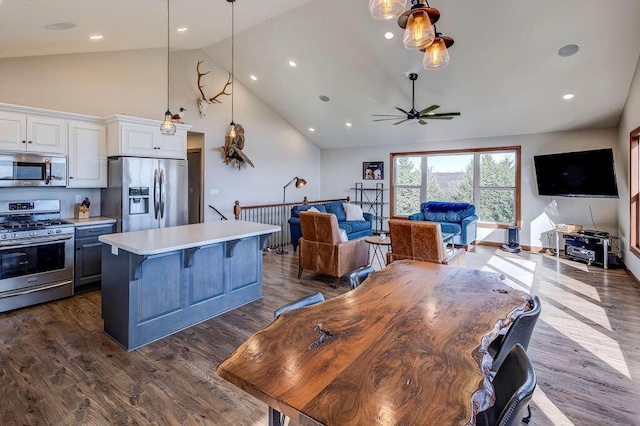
[65,216,117,227]
[99,221,280,255]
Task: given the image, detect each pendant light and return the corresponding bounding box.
[422,33,454,69]
[160,0,176,136]
[398,0,439,50]
[225,0,238,141]
[369,0,407,20]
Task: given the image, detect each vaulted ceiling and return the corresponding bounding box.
[2,0,640,149]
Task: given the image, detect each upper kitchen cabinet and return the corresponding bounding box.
[105,115,189,159]
[0,110,68,155]
[68,120,107,188]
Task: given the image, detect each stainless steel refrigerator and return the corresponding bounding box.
[101,157,188,232]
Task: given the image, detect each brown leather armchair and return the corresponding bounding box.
[298,212,369,288]
[386,219,466,267]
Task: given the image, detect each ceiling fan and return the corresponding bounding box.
[373,73,460,125]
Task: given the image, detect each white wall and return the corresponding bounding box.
[618,54,640,278]
[321,128,619,248]
[0,48,321,221]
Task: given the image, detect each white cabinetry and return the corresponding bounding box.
[106,115,188,159]
[68,120,107,188]
[0,111,67,154]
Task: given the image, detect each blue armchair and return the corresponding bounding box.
[288,201,373,252]
[408,201,478,249]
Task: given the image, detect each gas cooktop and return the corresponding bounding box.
[0,219,73,231]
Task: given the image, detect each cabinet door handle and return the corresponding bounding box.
[28,140,32,144]
[22,140,26,144]
[69,176,74,179]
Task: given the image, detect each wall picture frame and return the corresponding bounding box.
[363,161,384,180]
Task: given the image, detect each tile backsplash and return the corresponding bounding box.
[0,188,101,218]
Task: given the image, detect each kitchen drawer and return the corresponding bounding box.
[76,224,115,238]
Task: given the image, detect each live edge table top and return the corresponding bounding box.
[217,260,531,426]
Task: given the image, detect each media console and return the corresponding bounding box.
[554,230,618,269]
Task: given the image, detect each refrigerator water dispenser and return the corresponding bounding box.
[128,187,149,215]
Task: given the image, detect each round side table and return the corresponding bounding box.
[365,236,392,270]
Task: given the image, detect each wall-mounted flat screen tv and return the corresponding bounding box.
[534,148,619,198]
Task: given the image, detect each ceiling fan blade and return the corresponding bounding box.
[419,105,440,114]
[423,116,454,120]
[394,107,409,115]
[421,112,461,118]
[373,118,404,122]
[418,119,428,125]
[372,114,404,117]
[393,119,408,125]
[433,112,461,116]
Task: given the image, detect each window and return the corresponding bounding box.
[630,127,640,258]
[391,146,521,227]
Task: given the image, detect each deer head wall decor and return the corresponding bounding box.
[197,60,232,118]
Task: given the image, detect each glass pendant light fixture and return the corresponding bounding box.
[422,33,453,69]
[160,0,176,136]
[398,1,439,50]
[369,0,407,20]
[225,0,238,141]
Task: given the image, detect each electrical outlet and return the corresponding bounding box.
[75,195,82,203]
[210,189,219,195]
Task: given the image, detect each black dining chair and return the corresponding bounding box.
[476,344,537,426]
[347,265,375,290]
[274,292,325,320]
[488,295,540,424]
[489,296,541,372]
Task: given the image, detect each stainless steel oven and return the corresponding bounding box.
[0,200,74,313]
[0,153,67,187]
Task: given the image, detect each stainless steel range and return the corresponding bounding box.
[0,200,74,313]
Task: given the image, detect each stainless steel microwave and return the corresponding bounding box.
[0,153,67,187]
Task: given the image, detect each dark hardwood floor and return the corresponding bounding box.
[1,246,639,425]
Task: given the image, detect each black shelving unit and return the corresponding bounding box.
[352,182,388,234]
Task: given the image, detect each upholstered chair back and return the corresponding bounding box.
[299,211,341,245]
[387,219,466,266]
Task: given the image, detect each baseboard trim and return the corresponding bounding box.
[472,240,546,253]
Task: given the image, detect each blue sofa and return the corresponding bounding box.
[408,201,478,248]
[289,201,373,252]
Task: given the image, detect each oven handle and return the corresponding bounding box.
[0,279,72,300]
[0,234,73,249]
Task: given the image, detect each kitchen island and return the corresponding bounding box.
[99,221,279,351]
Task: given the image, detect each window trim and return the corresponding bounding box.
[390,146,521,229]
[630,126,640,259]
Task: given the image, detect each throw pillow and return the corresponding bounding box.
[343,203,365,221]
[338,228,349,242]
[307,207,320,212]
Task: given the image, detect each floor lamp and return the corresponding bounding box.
[276,176,307,255]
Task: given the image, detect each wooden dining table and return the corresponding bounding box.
[217,260,532,426]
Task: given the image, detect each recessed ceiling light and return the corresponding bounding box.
[384,32,394,40]
[250,75,258,81]
[90,35,103,41]
[309,128,315,132]
[558,44,579,57]
[345,122,352,127]
[288,60,297,67]
[319,95,330,102]
[563,93,575,100]
[176,27,188,32]
[45,22,76,31]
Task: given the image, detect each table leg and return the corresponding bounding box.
[555,231,560,258]
[269,407,284,426]
[370,244,386,270]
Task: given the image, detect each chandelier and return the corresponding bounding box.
[369,0,454,70]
